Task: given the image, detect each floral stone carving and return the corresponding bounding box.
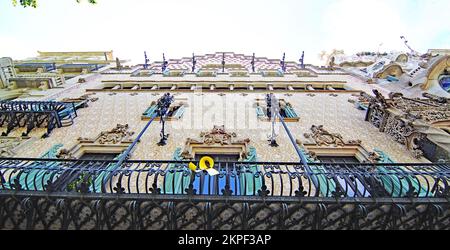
[182,125,250,159]
[77,124,135,144]
[56,148,76,159]
[304,125,361,147]
[97,124,135,144]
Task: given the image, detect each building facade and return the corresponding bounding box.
[0,51,449,230]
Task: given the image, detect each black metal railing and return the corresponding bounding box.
[0,101,77,137]
[0,158,448,199]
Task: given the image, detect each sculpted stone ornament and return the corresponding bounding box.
[115,57,122,70]
[304,125,359,147]
[328,56,335,70]
[199,125,237,145]
[422,92,447,104]
[181,125,250,159]
[56,148,76,159]
[97,124,135,144]
[364,91,445,159]
[367,151,381,163]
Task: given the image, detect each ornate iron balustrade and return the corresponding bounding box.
[1,158,449,230]
[0,158,449,199]
[0,101,77,137]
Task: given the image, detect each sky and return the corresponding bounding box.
[0,0,449,65]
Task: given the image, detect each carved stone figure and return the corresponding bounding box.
[328,56,335,70]
[56,148,75,159]
[115,57,122,70]
[367,151,381,163]
[304,125,347,147]
[97,124,135,144]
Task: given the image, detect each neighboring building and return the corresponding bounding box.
[330,50,450,98]
[0,51,448,230]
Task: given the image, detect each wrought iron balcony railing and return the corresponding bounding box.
[0,101,78,137]
[0,158,449,199]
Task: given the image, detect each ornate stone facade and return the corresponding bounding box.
[365,90,450,160]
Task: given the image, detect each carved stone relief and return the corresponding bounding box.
[181,125,251,159]
[303,125,361,147]
[56,124,135,159]
[93,124,134,144]
[56,148,76,159]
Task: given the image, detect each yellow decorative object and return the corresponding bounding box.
[188,162,197,171]
[199,156,214,170]
[189,156,219,176]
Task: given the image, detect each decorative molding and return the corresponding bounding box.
[296,138,373,163]
[56,124,135,159]
[56,148,76,159]
[303,125,361,147]
[181,125,250,159]
[82,124,135,145]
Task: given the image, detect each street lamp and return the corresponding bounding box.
[266,93,279,147]
[156,93,174,146]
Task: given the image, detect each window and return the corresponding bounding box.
[372,61,385,71]
[79,153,119,161]
[50,152,121,192]
[192,154,240,195]
[315,155,386,198]
[195,154,240,162]
[317,156,360,164]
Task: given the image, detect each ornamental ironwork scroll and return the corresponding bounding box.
[0,158,449,230]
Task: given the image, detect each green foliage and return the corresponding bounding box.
[66,172,93,193]
[12,0,97,8]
